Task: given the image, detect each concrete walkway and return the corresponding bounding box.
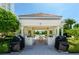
[19,44,68,55]
[4,44,79,55]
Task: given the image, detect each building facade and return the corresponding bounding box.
[19,13,64,46]
[0,3,64,47]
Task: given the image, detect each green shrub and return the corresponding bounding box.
[68,37,79,52]
[0,41,10,53]
[0,7,20,37]
[0,38,11,53]
[68,44,79,52]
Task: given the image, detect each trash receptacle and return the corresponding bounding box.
[10,36,21,52]
[18,35,25,50]
[59,41,69,51]
[55,36,62,50]
[55,36,69,51]
[11,42,20,52]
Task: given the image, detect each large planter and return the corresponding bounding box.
[47,37,55,46]
[25,37,34,46]
[18,35,25,50]
[10,36,21,52]
[10,42,20,52]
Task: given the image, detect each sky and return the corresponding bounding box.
[15,3,79,22]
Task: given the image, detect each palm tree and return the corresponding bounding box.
[73,23,79,28]
[64,18,76,29]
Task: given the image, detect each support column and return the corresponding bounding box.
[61,27,63,36]
[31,30,34,37]
[52,26,56,36]
[53,27,56,36]
[57,26,60,36]
[47,30,49,37]
[21,26,24,36]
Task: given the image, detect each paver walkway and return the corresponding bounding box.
[4,44,79,55]
[19,44,68,55]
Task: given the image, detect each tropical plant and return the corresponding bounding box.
[0,7,20,37]
[66,28,79,52]
[34,31,39,35]
[64,18,76,29]
[63,18,76,34]
[68,37,79,52]
[73,23,79,28]
[42,31,47,34]
[66,28,79,38]
[0,41,10,53]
